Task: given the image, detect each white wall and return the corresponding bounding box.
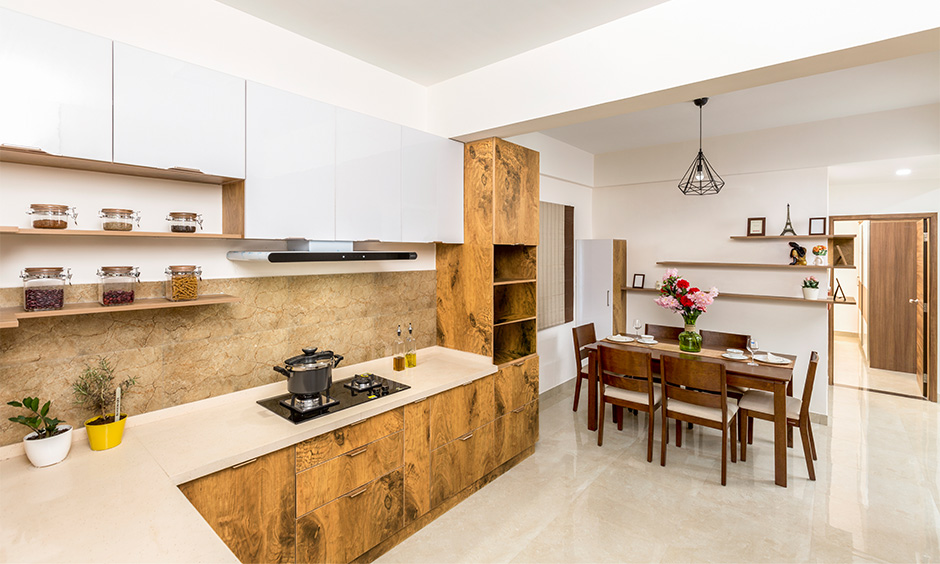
[506,133,594,394]
[593,168,831,416]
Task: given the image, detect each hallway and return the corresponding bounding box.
[833,334,923,398]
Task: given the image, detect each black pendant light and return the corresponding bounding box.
[678,97,724,195]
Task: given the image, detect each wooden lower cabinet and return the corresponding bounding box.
[179,447,295,564]
[403,398,430,525]
[429,419,496,508]
[494,355,539,416]
[296,469,404,564]
[428,375,494,450]
[296,408,404,471]
[494,400,539,468]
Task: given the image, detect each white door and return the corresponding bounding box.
[0,8,112,161]
[245,82,335,240]
[113,43,245,178]
[335,108,401,242]
[401,127,437,243]
[436,138,464,244]
[576,239,614,336]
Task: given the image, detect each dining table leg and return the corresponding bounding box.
[588,348,598,431]
[773,381,788,487]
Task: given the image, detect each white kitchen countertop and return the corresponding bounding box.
[0,346,497,564]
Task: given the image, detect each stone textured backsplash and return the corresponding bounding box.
[0,271,436,446]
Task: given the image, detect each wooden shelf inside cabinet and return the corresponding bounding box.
[622,287,856,305]
[657,261,853,270]
[0,227,243,239]
[0,294,240,329]
[730,234,856,240]
[493,314,537,327]
[493,318,537,366]
[493,278,537,286]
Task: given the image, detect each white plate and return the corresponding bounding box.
[606,335,634,343]
[637,339,658,345]
[753,353,790,365]
[721,353,748,360]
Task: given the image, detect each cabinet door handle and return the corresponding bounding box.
[512,406,526,414]
[231,458,258,469]
[458,431,474,441]
[349,418,367,427]
[346,446,368,458]
[607,290,610,307]
[461,380,473,387]
[347,484,369,499]
[1,143,46,153]
[168,166,204,174]
[411,397,426,404]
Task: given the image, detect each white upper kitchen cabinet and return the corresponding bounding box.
[113,43,245,178]
[245,82,335,240]
[335,109,401,242]
[401,127,464,244]
[0,8,112,161]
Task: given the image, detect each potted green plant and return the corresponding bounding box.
[7,397,72,467]
[72,357,136,451]
[802,276,820,300]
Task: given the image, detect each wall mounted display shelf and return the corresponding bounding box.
[622,286,856,306]
[0,226,242,240]
[729,234,857,240]
[0,294,241,329]
[656,261,854,270]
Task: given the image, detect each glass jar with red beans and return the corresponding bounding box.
[21,267,71,311]
[97,266,139,306]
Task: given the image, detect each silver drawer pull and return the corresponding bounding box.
[511,360,525,367]
[461,381,473,387]
[411,397,426,404]
[349,418,367,427]
[347,484,369,498]
[231,458,258,469]
[346,446,368,458]
[458,432,474,441]
[168,166,204,174]
[512,406,526,414]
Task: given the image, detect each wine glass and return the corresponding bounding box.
[747,338,759,366]
[633,319,642,338]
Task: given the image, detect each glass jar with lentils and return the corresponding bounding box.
[26,204,78,229]
[99,208,141,232]
[165,265,201,301]
[21,267,71,311]
[97,266,139,306]
[165,212,203,233]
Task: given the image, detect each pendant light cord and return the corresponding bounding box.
[699,104,703,153]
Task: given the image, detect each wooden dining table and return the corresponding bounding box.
[585,338,796,488]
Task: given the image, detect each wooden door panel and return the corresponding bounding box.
[429,375,494,449]
[430,421,494,508]
[916,219,925,390]
[403,399,431,525]
[494,355,539,416]
[493,139,539,245]
[296,408,403,471]
[869,221,918,373]
[179,447,295,564]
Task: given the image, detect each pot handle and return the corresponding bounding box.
[273,366,290,378]
[333,354,343,368]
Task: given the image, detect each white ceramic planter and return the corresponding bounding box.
[23,425,72,468]
[813,254,827,266]
[802,287,820,300]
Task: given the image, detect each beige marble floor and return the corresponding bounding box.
[377,380,939,563]
[833,335,924,397]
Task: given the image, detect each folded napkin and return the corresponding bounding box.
[765,353,785,362]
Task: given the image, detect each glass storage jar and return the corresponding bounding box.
[26,204,78,229]
[97,266,139,306]
[98,208,140,232]
[165,212,203,233]
[21,267,71,311]
[165,265,201,301]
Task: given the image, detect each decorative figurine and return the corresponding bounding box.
[789,242,807,265]
[834,278,846,302]
[780,203,797,236]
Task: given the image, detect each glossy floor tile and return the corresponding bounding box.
[377,380,939,563]
[833,335,923,397]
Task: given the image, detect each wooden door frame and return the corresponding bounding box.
[828,213,937,402]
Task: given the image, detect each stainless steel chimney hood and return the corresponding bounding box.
[227,240,418,263]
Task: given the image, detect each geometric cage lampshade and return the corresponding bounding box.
[678,97,724,195]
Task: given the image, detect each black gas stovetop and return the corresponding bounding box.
[257,373,410,424]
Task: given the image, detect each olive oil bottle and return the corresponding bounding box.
[405,323,417,368]
[393,325,406,371]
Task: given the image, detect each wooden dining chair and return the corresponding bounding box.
[700,330,750,350]
[597,346,660,462]
[739,351,819,480]
[644,324,683,341]
[571,323,597,412]
[660,354,738,485]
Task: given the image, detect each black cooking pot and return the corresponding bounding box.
[274,347,344,396]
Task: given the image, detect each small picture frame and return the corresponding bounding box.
[747,217,766,237]
[808,217,827,236]
[632,274,646,289]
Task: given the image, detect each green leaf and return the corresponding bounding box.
[40,401,50,417]
[7,401,22,407]
[27,397,38,412]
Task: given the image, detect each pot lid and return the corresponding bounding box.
[284,347,339,370]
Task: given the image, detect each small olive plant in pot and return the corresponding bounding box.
[7,397,72,467]
[72,357,136,451]
[802,276,821,300]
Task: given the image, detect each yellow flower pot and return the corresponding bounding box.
[84,413,127,451]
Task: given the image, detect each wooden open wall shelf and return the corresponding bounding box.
[0,294,241,329]
[657,261,855,270]
[622,286,856,306]
[0,227,242,239]
[730,234,857,240]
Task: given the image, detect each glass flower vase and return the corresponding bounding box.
[678,315,702,352]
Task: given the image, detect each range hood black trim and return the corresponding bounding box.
[267,251,417,262]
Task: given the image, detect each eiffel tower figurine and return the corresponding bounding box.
[780,203,797,236]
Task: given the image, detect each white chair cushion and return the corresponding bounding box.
[581,357,589,369]
[667,398,738,426]
[603,383,662,407]
[738,390,802,420]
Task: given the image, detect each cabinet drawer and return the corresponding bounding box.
[493,139,539,245]
[429,421,495,508]
[429,375,494,450]
[494,355,539,416]
[297,431,403,516]
[296,408,403,472]
[495,400,539,468]
[403,398,430,525]
[296,469,404,564]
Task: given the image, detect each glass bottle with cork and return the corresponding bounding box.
[405,323,417,368]
[393,325,406,371]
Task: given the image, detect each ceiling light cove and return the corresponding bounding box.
[895,168,913,176]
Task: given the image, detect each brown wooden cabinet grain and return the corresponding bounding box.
[428,375,494,450]
[403,398,431,525]
[494,354,539,417]
[493,138,539,245]
[429,420,496,508]
[296,408,403,472]
[179,447,295,564]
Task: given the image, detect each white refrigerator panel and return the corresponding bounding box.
[576,239,614,336]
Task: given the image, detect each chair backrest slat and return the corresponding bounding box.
[661,354,728,417]
[799,351,820,420]
[572,323,597,373]
[645,324,683,341]
[598,345,654,396]
[701,330,750,350]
